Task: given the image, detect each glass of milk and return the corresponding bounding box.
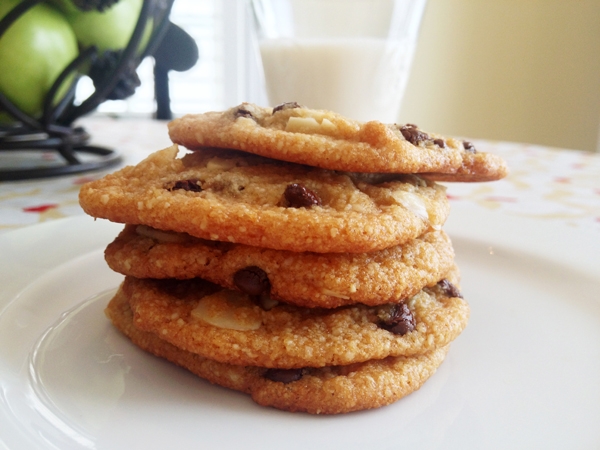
[250,0,427,122]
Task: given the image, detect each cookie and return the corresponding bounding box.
[420,148,509,182]
[79,145,450,253]
[124,273,468,369]
[105,225,456,308]
[167,102,507,181]
[106,288,449,414]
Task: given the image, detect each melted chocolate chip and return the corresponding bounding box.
[166,179,202,192]
[264,368,304,383]
[379,303,416,336]
[283,183,322,208]
[234,107,255,120]
[463,141,477,153]
[437,279,463,298]
[433,138,446,148]
[273,102,301,113]
[233,266,271,296]
[400,124,429,145]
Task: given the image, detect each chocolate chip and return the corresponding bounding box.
[437,279,463,298]
[233,266,271,296]
[264,368,304,383]
[283,183,322,208]
[234,107,255,120]
[273,102,301,113]
[379,303,416,335]
[166,179,202,192]
[400,124,429,145]
[463,141,477,153]
[433,138,446,148]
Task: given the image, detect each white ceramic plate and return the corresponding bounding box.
[1,206,599,450]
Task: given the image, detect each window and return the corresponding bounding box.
[84,0,266,118]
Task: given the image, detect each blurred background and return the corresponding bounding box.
[400,0,600,153]
[95,0,600,152]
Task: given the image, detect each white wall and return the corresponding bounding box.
[399,0,600,152]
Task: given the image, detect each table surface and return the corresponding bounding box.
[1,116,599,449]
[0,116,599,234]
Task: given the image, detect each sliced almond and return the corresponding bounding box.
[320,118,337,133]
[390,190,428,221]
[285,116,321,133]
[191,290,262,331]
[206,156,248,171]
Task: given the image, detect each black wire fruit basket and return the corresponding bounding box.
[0,0,175,181]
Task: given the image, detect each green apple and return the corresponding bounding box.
[0,0,78,118]
[48,0,119,15]
[60,0,144,53]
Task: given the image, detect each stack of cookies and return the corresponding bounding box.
[79,102,507,414]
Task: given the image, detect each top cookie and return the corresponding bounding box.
[168,102,507,181]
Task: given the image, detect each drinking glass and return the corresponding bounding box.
[250,0,427,122]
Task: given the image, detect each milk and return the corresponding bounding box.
[259,38,412,122]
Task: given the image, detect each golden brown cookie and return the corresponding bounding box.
[167,102,507,181]
[106,288,450,414]
[420,149,509,182]
[105,225,456,308]
[79,145,450,253]
[124,273,468,369]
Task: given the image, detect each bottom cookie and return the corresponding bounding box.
[106,286,450,414]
